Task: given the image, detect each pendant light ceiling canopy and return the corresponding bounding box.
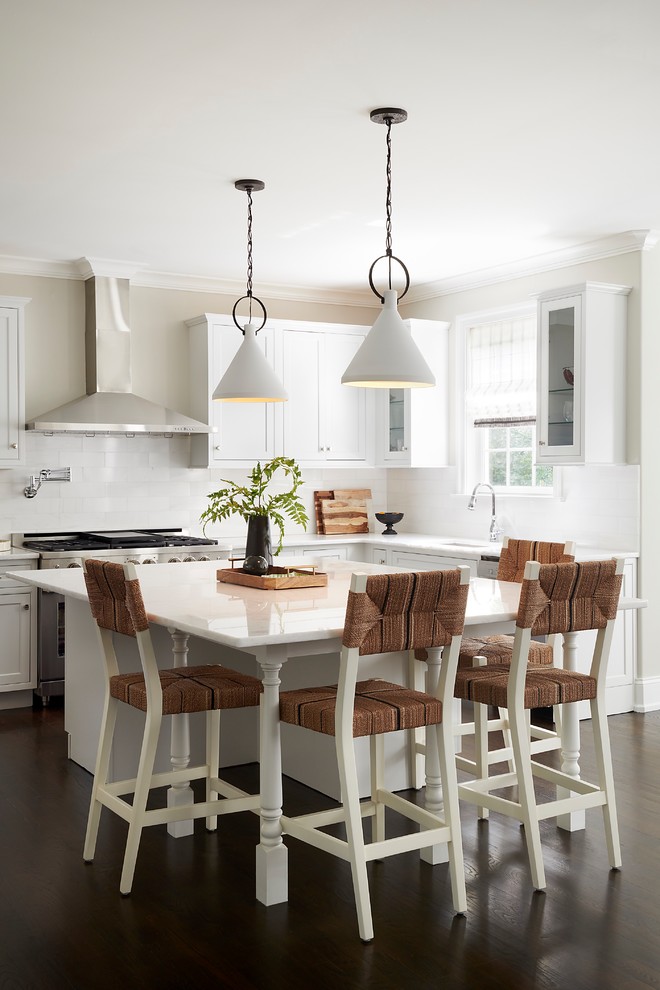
[342,108,435,389]
[212,179,288,403]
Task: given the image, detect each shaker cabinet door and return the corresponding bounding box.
[282,328,368,464]
[0,305,26,468]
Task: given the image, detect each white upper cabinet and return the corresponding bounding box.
[282,327,369,464]
[535,283,630,465]
[188,315,372,468]
[375,318,450,467]
[0,297,29,468]
[187,314,278,467]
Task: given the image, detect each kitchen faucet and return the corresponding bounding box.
[468,482,502,542]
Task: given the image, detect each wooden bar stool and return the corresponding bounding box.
[82,559,262,895]
[279,567,470,942]
[409,538,575,793]
[456,558,624,890]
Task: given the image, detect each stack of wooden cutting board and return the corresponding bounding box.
[313,489,372,535]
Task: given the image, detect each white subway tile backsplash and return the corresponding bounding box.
[0,435,638,549]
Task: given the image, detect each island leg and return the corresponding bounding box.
[255,644,289,905]
[557,630,585,831]
[420,646,449,864]
[166,627,194,838]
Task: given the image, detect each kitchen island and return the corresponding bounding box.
[8,557,645,907]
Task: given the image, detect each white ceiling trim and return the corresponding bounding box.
[0,230,657,307]
[406,230,660,302]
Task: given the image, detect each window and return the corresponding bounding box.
[465,310,553,492]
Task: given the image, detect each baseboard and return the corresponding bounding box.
[0,689,34,710]
[634,676,660,713]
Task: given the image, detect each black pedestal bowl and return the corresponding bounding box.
[375,512,404,536]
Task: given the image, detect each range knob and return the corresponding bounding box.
[67,561,82,568]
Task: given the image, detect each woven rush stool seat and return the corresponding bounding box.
[455,665,597,710]
[280,678,443,736]
[457,557,625,891]
[110,664,262,715]
[81,558,262,896]
[455,633,555,668]
[279,567,471,943]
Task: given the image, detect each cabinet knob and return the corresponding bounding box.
[215,445,222,450]
[23,603,29,610]
[10,443,18,449]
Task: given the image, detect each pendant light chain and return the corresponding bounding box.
[367,108,410,303]
[232,178,267,333]
[245,186,254,321]
[384,115,393,289]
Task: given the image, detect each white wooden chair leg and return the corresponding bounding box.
[206,709,221,831]
[436,721,467,914]
[120,708,162,896]
[499,706,514,772]
[337,731,373,943]
[474,700,489,820]
[83,696,118,862]
[590,695,622,869]
[371,734,385,843]
[509,704,545,891]
[407,651,426,790]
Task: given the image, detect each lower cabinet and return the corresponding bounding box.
[0,590,36,691]
[0,563,37,698]
[372,547,478,576]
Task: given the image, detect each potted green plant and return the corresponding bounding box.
[200,456,308,568]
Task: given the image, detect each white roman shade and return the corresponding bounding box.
[466,315,537,427]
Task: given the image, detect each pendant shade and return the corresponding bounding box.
[212,324,288,402]
[341,290,435,388]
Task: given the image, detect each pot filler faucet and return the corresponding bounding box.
[467,482,502,543]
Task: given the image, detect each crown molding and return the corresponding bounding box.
[406,230,660,302]
[0,230,657,306]
[129,269,377,309]
[0,253,376,308]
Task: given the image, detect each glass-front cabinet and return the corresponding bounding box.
[535,283,630,465]
[538,294,581,460]
[385,387,409,459]
[376,319,450,467]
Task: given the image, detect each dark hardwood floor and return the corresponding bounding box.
[1,701,658,990]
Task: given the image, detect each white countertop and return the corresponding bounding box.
[7,558,644,651]
[7,559,522,650]
[273,532,637,562]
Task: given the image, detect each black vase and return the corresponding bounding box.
[245,515,273,568]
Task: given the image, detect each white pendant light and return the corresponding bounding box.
[342,108,435,389]
[213,179,287,403]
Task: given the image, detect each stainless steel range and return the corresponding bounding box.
[12,529,232,703]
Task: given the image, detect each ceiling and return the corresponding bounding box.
[2,0,660,302]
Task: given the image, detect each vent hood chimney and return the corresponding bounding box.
[27,271,212,436]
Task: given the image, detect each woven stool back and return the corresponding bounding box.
[342,569,469,656]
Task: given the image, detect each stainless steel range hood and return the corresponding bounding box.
[26,275,212,436]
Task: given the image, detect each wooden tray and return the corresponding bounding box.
[217,565,328,590]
